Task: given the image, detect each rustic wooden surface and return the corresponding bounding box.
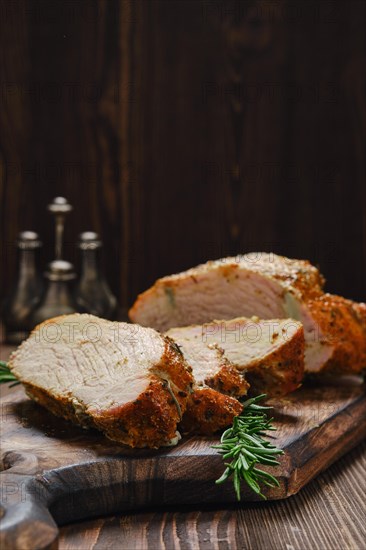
[1,367,365,550]
[57,440,366,550]
[0,0,365,308]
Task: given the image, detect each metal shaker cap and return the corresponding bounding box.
[17,231,42,249]
[45,260,76,281]
[78,231,102,250]
[47,196,73,214]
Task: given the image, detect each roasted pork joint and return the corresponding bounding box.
[9,314,193,448]
[129,253,323,331]
[130,253,366,375]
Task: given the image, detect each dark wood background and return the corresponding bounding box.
[0,0,365,310]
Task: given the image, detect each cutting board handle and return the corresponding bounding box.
[0,498,58,550]
[0,471,58,550]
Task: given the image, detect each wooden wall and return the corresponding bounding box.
[0,0,365,310]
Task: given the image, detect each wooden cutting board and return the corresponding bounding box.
[1,379,365,550]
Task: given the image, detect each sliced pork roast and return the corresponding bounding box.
[167,333,250,397]
[9,314,193,448]
[130,253,366,374]
[164,332,249,434]
[167,317,304,400]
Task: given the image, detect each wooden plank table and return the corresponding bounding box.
[1,344,365,550]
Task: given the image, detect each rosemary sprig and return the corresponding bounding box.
[213,394,283,501]
[0,361,20,386]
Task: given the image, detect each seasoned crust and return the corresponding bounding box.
[307,294,366,374]
[22,382,95,429]
[154,336,194,398]
[23,375,186,448]
[205,358,250,397]
[244,323,305,396]
[91,374,188,448]
[208,254,325,301]
[180,387,243,435]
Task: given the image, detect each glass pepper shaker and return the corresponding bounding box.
[29,260,80,328]
[2,231,44,344]
[74,231,118,319]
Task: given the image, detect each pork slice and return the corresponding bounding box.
[167,329,249,396]
[165,327,249,435]
[167,317,304,399]
[9,314,193,448]
[130,253,366,374]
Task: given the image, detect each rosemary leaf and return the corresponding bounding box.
[0,361,20,385]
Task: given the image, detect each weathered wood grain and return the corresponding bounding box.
[0,378,365,550]
[0,0,365,309]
